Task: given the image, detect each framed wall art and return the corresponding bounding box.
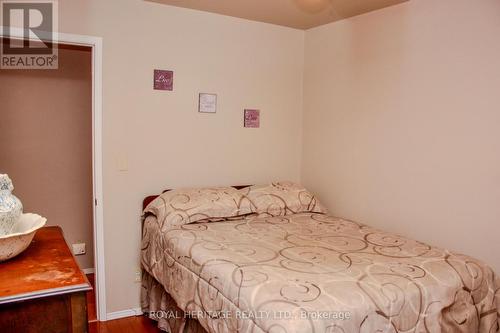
[198,93,217,113]
[153,69,173,91]
[244,109,260,128]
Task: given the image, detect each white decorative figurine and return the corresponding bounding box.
[0,174,23,236]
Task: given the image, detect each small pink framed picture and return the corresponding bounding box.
[244,109,260,128]
[153,69,173,91]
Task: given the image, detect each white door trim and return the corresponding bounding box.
[1,27,107,321]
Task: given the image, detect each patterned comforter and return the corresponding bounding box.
[141,212,500,333]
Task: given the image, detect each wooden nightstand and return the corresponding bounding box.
[0,226,92,333]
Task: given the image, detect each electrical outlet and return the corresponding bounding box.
[134,269,141,283]
[72,243,86,256]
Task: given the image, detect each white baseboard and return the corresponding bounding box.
[82,268,95,274]
[106,307,143,321]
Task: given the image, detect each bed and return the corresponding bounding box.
[140,182,499,333]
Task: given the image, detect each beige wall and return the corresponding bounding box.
[303,0,500,275]
[53,0,304,313]
[0,45,94,269]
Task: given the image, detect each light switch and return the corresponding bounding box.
[117,156,128,171]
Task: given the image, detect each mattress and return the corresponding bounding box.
[141,212,500,333]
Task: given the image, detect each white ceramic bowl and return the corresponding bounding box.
[0,213,47,262]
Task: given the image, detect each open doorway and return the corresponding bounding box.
[0,33,105,321]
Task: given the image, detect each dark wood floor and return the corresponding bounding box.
[87,273,97,322]
[88,316,162,333]
[85,273,162,332]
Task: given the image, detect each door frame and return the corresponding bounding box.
[0,27,107,321]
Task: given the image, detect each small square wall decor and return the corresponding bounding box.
[244,109,260,128]
[198,93,217,113]
[153,69,173,91]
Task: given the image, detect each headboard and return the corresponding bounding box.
[142,185,252,211]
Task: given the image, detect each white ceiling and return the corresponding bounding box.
[147,0,408,29]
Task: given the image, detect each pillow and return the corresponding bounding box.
[144,186,252,228]
[240,181,327,217]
